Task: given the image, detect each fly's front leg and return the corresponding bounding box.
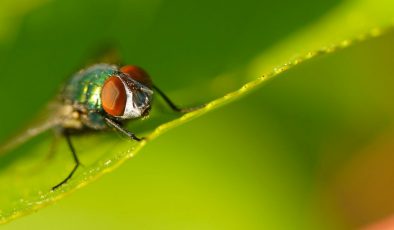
[153,85,205,113]
[104,117,145,142]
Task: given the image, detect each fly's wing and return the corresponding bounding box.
[0,45,122,155]
[0,100,63,156]
[85,44,123,67]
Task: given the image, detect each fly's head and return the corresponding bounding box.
[100,66,153,120]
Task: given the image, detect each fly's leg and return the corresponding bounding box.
[46,130,61,161]
[104,117,144,141]
[28,132,61,175]
[153,85,205,113]
[52,131,81,190]
[104,84,204,141]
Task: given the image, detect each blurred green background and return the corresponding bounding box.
[1,0,394,229]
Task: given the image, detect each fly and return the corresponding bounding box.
[2,63,202,190]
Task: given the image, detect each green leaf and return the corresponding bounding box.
[0,0,49,43]
[0,0,393,224]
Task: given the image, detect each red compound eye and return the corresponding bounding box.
[101,76,127,116]
[120,65,152,88]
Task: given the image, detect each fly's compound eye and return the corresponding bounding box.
[120,65,152,88]
[101,76,127,117]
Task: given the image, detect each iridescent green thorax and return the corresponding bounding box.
[63,64,118,111]
[62,64,119,130]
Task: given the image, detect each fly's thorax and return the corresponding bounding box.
[61,64,118,130]
[62,64,118,112]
